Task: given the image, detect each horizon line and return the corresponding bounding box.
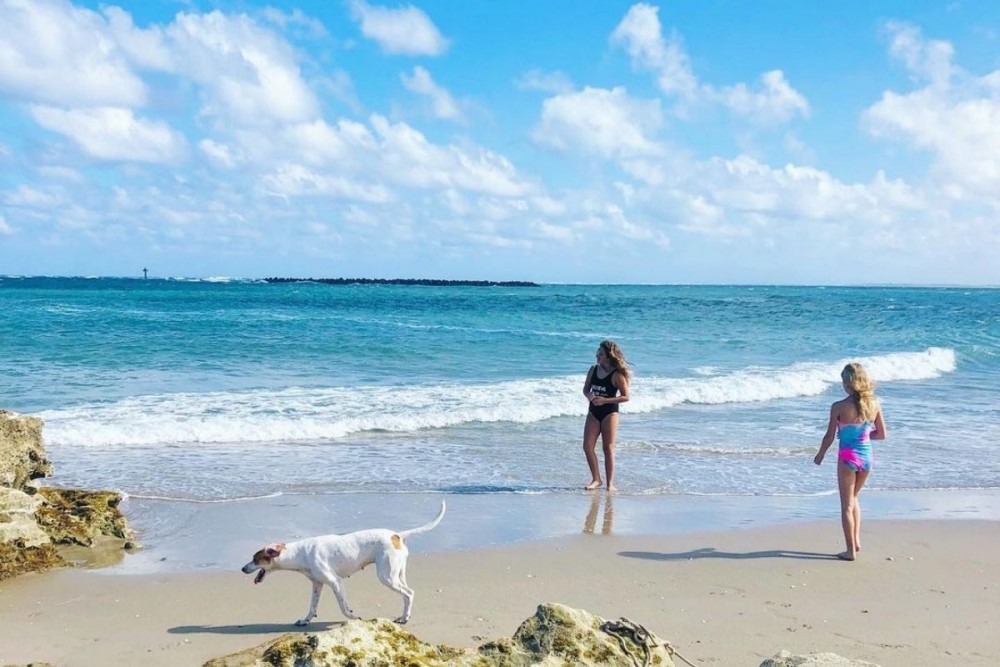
[1,274,998,289]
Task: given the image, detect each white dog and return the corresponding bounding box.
[242,500,445,625]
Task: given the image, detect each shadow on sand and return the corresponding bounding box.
[620,547,839,562]
[168,621,341,635]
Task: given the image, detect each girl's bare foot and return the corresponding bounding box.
[836,550,856,561]
[584,480,602,490]
[607,484,617,493]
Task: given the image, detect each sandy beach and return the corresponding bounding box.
[1,517,997,666]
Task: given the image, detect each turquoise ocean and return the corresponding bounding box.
[2,277,998,569]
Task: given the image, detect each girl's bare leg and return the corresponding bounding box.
[600,413,619,492]
[582,414,602,490]
[853,469,870,551]
[837,463,860,560]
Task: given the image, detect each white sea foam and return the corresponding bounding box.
[40,347,956,448]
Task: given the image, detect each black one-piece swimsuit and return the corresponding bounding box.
[588,366,619,422]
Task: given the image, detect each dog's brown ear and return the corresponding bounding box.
[264,543,284,558]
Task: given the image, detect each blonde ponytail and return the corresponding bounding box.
[841,362,879,422]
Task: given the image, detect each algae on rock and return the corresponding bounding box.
[204,602,675,667]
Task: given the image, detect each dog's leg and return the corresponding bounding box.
[327,577,360,621]
[295,579,323,626]
[376,552,415,624]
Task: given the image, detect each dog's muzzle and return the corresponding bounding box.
[242,562,266,583]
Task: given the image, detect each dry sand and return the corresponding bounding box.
[1,519,997,667]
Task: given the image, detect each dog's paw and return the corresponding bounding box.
[294,618,311,627]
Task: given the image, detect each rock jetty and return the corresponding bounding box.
[263,277,538,287]
[0,409,135,580]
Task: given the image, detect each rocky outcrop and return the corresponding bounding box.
[0,410,51,490]
[760,651,881,666]
[204,602,676,667]
[34,488,133,547]
[0,487,63,580]
[0,410,135,581]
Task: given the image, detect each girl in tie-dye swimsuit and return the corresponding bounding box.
[814,362,887,561]
[837,420,874,472]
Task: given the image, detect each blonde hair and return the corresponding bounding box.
[599,339,632,382]
[841,362,879,422]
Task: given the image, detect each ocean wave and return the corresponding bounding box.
[40,347,956,447]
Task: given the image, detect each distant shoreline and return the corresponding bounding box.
[263,277,539,287]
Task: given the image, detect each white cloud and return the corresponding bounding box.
[102,6,173,71]
[281,121,353,166]
[515,69,575,94]
[350,1,449,56]
[718,70,810,123]
[697,155,922,224]
[198,139,241,168]
[370,115,532,197]
[0,0,147,107]
[863,21,1000,199]
[401,66,463,121]
[3,184,62,208]
[610,2,809,123]
[261,163,391,201]
[533,87,664,159]
[167,11,320,127]
[259,7,328,38]
[883,20,955,86]
[0,214,13,235]
[31,106,188,163]
[611,3,698,100]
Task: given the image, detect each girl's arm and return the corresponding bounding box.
[871,409,887,440]
[583,365,596,399]
[612,373,630,404]
[814,404,838,465]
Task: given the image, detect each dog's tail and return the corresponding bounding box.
[398,500,446,540]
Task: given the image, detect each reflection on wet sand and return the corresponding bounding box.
[582,492,614,535]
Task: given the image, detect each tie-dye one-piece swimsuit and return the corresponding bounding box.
[837,421,874,472]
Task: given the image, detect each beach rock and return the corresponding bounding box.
[0,410,52,490]
[0,409,135,579]
[761,650,881,666]
[34,488,132,547]
[0,487,65,580]
[203,602,676,666]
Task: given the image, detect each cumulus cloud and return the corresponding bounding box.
[0,0,148,107]
[718,70,809,123]
[349,1,449,56]
[863,21,1000,199]
[30,106,188,163]
[610,2,698,100]
[0,1,320,134]
[533,87,664,159]
[610,3,809,123]
[401,66,463,121]
[167,11,320,127]
[370,115,532,197]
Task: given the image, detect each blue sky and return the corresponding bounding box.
[1,0,999,284]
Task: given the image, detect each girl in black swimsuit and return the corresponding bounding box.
[582,340,631,491]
